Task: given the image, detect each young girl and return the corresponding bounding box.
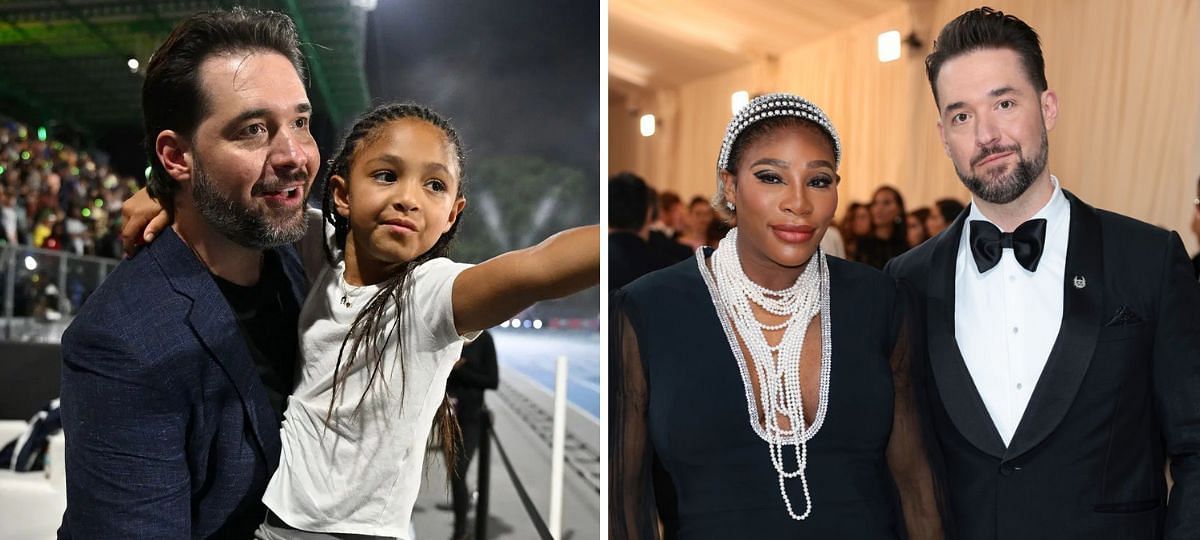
[269,103,597,538]
[126,102,599,539]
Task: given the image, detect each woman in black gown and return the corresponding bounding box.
[610,94,945,539]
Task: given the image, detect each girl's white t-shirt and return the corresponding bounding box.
[262,257,477,537]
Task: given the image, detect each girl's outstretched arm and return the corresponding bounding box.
[452,225,600,335]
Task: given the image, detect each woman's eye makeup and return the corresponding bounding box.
[808,174,834,187]
[753,171,783,183]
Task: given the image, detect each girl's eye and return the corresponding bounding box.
[427,179,448,192]
[808,175,834,188]
[371,171,396,183]
[754,171,783,184]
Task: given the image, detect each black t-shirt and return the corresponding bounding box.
[213,251,300,422]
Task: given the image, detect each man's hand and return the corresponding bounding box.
[120,189,171,257]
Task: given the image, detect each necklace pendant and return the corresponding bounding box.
[340,294,352,308]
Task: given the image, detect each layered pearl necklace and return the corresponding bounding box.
[697,227,832,521]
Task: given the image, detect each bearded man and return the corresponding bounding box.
[886,7,1200,539]
[58,8,318,538]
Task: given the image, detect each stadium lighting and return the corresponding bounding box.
[127,57,140,72]
[510,318,520,328]
[24,256,37,271]
[533,319,543,329]
[523,319,532,329]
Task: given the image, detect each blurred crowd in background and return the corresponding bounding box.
[0,116,140,327]
[0,116,139,258]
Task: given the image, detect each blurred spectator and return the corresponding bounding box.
[856,185,909,269]
[840,202,872,261]
[926,197,966,237]
[609,172,655,290]
[95,221,125,260]
[446,330,499,540]
[679,196,715,250]
[907,207,931,248]
[1,185,17,246]
[651,190,686,238]
[705,216,732,249]
[645,187,692,267]
[820,222,846,259]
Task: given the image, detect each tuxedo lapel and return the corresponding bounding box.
[926,208,1007,458]
[1004,191,1104,461]
[151,229,282,469]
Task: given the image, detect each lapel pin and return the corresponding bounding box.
[1073,275,1086,289]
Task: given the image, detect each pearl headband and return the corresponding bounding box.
[716,93,842,183]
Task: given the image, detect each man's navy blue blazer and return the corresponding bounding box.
[58,226,308,539]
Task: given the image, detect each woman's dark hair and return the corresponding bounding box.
[934,198,966,227]
[873,185,907,240]
[717,116,838,218]
[925,7,1048,107]
[841,202,867,239]
[142,7,306,202]
[320,102,468,473]
[908,207,932,246]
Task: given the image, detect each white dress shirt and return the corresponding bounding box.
[954,176,1070,446]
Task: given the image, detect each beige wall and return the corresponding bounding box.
[611,0,1200,250]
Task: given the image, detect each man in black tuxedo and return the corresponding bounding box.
[886,7,1200,539]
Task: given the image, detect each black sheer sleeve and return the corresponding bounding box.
[609,290,660,539]
[886,281,953,539]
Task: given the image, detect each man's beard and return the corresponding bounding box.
[191,154,308,249]
[955,130,1049,205]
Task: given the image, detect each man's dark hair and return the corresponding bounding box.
[142,8,306,201]
[925,7,1048,107]
[609,172,649,231]
[934,197,966,225]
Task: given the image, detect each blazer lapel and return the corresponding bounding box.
[151,228,281,468]
[1004,191,1104,461]
[926,209,1007,458]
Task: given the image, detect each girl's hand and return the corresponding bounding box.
[120,189,171,257]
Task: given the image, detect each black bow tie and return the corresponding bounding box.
[969,219,1047,273]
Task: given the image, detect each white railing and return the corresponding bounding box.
[0,244,119,342]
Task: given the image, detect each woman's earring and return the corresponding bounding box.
[726,202,735,211]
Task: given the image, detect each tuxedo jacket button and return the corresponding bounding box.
[1000,464,1015,476]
